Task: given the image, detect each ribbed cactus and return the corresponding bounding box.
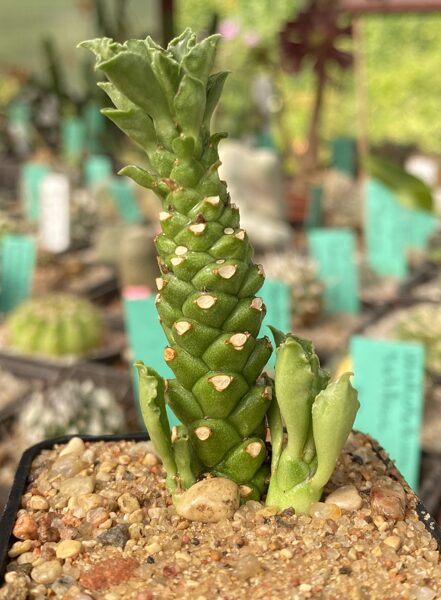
[81,30,359,511]
[7,294,103,357]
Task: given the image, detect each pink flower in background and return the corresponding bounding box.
[218,19,240,40]
[243,31,260,48]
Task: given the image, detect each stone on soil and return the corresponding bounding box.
[59,476,95,497]
[31,560,62,584]
[325,485,362,511]
[97,524,129,547]
[175,477,240,523]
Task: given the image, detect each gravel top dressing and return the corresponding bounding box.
[1,432,439,600]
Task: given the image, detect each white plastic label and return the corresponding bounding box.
[39,174,71,253]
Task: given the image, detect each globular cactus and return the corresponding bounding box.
[261,252,324,327]
[81,30,359,512]
[6,294,103,357]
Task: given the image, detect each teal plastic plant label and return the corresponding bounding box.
[305,185,323,230]
[123,288,179,427]
[84,155,112,187]
[404,208,438,250]
[350,335,425,490]
[0,234,36,313]
[21,162,51,223]
[308,228,360,314]
[83,101,105,153]
[261,278,291,369]
[62,116,86,164]
[110,177,143,224]
[366,179,408,278]
[330,136,356,176]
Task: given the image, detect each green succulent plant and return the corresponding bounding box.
[7,294,103,358]
[80,29,359,512]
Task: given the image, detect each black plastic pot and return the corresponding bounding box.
[0,433,148,582]
[0,432,440,585]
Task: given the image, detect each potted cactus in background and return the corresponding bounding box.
[0,30,439,600]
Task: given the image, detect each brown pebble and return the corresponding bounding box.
[371,484,406,520]
[79,557,138,591]
[13,513,38,540]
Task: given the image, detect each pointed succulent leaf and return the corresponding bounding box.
[135,362,177,490]
[167,28,195,61]
[174,73,206,147]
[172,425,198,489]
[102,108,157,153]
[151,49,180,111]
[203,71,229,129]
[78,38,118,63]
[118,165,158,191]
[182,35,221,85]
[268,394,284,473]
[311,373,360,490]
[274,336,316,459]
[97,51,178,146]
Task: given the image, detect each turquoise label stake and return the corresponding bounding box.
[84,155,112,187]
[123,289,179,428]
[62,116,86,164]
[330,136,356,176]
[261,278,291,369]
[0,235,36,313]
[403,208,438,251]
[305,185,323,230]
[366,179,408,278]
[350,335,425,490]
[21,162,51,223]
[308,228,360,314]
[110,177,143,224]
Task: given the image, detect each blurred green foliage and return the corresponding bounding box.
[178,2,441,155]
[1,2,441,153]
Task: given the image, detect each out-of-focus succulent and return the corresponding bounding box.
[17,379,126,445]
[6,294,103,357]
[261,252,324,327]
[395,304,441,373]
[322,170,362,229]
[0,212,16,238]
[118,225,158,290]
[427,229,441,264]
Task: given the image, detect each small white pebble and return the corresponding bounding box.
[325,485,362,511]
[383,535,402,551]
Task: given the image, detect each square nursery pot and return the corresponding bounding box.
[0,431,440,600]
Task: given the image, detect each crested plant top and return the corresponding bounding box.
[81,30,359,512]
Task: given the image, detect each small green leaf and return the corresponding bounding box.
[118,165,158,190]
[311,373,360,490]
[135,362,177,490]
[203,71,229,129]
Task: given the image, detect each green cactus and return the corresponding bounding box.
[7,294,103,357]
[80,30,359,512]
